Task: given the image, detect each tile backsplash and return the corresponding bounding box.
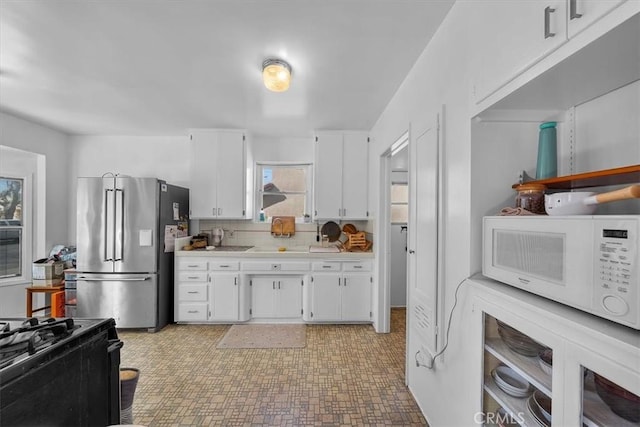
[192,220,370,248]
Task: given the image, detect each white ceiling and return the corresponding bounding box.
[0,1,454,137]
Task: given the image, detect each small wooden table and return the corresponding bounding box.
[26,285,65,317]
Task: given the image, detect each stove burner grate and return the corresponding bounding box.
[0,318,77,369]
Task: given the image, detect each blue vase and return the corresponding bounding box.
[536,121,557,180]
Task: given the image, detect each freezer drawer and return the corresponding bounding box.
[77,273,158,329]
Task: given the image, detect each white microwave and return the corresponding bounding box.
[483,215,639,330]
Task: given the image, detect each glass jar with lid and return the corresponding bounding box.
[515,183,546,214]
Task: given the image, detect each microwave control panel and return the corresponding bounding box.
[593,218,638,326]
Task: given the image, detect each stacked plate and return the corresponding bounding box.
[537,348,553,375]
[491,365,532,398]
[496,320,546,357]
[527,390,552,427]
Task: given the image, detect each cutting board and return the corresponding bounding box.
[271,216,295,236]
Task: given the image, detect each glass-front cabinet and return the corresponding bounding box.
[474,278,639,427]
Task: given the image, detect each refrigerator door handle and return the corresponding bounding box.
[105,188,115,262]
[114,188,124,262]
[78,275,152,282]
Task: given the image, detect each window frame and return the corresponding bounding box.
[0,173,32,286]
[254,162,313,223]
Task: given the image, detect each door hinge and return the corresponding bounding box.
[311,276,314,282]
[370,277,373,283]
[190,134,193,141]
[243,134,246,141]
[315,136,318,142]
[370,311,372,318]
[366,211,369,217]
[242,210,245,216]
[249,308,252,315]
[250,280,252,286]
[301,279,304,286]
[311,312,314,318]
[301,309,303,315]
[367,137,370,143]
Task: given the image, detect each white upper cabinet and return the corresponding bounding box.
[567,0,627,38]
[189,129,248,219]
[314,131,369,220]
[472,0,634,108]
[472,0,568,104]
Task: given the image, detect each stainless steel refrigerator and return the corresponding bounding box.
[76,176,189,331]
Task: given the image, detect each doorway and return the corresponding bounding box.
[379,132,409,334]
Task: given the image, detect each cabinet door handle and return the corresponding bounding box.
[338,278,341,286]
[187,264,199,268]
[219,265,230,268]
[544,6,556,39]
[569,0,582,20]
[187,310,199,314]
[187,291,199,294]
[272,281,275,290]
[408,249,415,254]
[344,278,347,286]
[234,277,238,286]
[213,208,216,216]
[187,276,199,279]
[278,281,281,290]
[343,208,346,217]
[218,208,222,216]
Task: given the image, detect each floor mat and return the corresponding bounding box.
[217,324,306,349]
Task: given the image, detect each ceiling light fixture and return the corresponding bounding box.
[262,58,292,92]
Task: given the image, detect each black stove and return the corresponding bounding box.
[0,317,122,426]
[0,317,79,370]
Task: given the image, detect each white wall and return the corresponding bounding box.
[251,136,314,163]
[368,3,475,425]
[0,112,71,251]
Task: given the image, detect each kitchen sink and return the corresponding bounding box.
[245,246,309,253]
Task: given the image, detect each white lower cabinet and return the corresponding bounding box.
[176,255,374,323]
[308,272,372,321]
[209,273,239,321]
[250,276,303,319]
[175,257,241,323]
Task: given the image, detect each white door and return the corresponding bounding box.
[216,131,245,219]
[211,273,238,321]
[342,132,369,219]
[250,277,275,318]
[310,275,341,320]
[276,277,303,318]
[407,114,440,354]
[190,131,218,218]
[314,133,343,219]
[341,274,371,321]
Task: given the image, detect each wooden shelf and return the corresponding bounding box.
[511,165,640,190]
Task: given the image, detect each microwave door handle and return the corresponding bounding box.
[114,188,124,262]
[104,189,114,262]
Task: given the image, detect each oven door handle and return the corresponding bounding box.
[108,339,124,352]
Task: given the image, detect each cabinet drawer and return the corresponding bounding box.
[178,303,208,321]
[243,261,311,272]
[210,261,240,271]
[179,271,208,282]
[179,260,208,270]
[178,284,208,302]
[342,261,372,272]
[312,262,341,271]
